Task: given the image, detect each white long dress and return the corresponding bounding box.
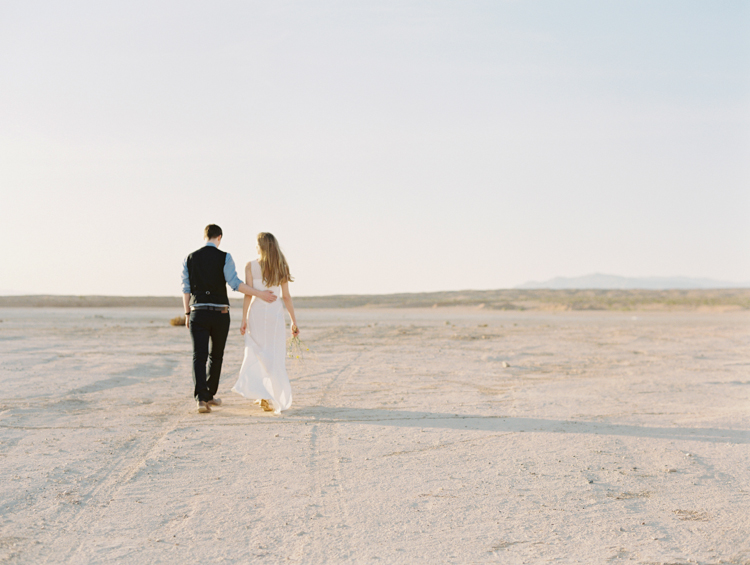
[231,260,292,414]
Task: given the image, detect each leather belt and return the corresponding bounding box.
[191,306,229,313]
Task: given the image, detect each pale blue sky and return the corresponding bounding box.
[1,1,748,296]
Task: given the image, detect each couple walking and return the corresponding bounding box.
[181,224,299,414]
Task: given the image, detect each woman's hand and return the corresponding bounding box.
[291,324,300,337]
[240,320,247,335]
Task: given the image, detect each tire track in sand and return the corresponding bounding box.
[43,397,187,564]
[292,351,363,562]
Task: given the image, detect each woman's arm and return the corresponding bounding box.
[281,281,299,337]
[240,264,253,335]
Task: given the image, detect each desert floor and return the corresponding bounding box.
[0,307,748,564]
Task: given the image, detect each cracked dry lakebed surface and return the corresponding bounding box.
[0,307,748,564]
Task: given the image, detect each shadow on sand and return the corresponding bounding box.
[276,406,750,444]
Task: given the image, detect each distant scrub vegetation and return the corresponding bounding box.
[294,288,750,311]
[1,289,748,311]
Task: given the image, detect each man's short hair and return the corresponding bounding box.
[204,224,223,240]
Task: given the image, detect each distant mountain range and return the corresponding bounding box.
[516,273,749,290]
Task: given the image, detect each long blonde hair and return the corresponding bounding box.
[257,232,293,287]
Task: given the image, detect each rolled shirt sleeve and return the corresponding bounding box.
[181,256,191,294]
[223,253,244,291]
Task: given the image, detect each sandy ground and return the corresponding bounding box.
[0,307,748,564]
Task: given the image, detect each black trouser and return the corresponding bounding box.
[189,309,230,402]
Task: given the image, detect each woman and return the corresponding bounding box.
[232,232,299,414]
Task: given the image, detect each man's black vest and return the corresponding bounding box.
[186,245,230,306]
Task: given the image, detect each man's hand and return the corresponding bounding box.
[185,315,190,329]
[258,290,277,303]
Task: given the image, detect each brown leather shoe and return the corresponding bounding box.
[197,400,211,413]
[260,399,274,412]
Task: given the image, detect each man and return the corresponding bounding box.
[181,224,277,413]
